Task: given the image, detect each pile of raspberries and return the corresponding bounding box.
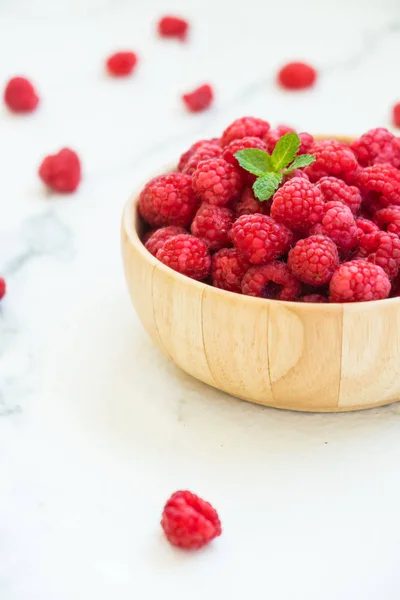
[139,118,400,303]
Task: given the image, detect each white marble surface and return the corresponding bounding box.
[2,0,400,598]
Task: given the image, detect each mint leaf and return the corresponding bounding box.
[253,172,283,201]
[235,149,273,176]
[284,154,316,173]
[271,133,300,170]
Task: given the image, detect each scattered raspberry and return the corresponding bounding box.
[156,234,210,280]
[305,140,358,183]
[138,173,198,227]
[277,62,317,90]
[178,139,220,172]
[190,203,234,250]
[211,248,250,292]
[192,158,243,205]
[329,260,391,302]
[182,84,213,112]
[356,164,400,206]
[231,214,293,264]
[270,177,324,231]
[144,226,186,256]
[182,143,222,176]
[221,117,270,147]
[302,294,327,303]
[288,235,339,286]
[38,148,81,193]
[393,103,400,128]
[0,277,6,300]
[264,125,295,153]
[222,136,268,166]
[312,201,358,252]
[357,230,400,279]
[106,51,138,76]
[242,261,301,300]
[374,206,400,237]
[351,128,400,168]
[234,187,270,217]
[161,490,221,550]
[4,76,39,113]
[157,16,189,40]
[317,176,361,214]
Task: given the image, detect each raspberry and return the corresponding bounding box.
[4,76,39,113]
[138,173,198,227]
[357,231,400,279]
[305,140,358,183]
[144,226,186,256]
[106,51,138,76]
[222,136,268,166]
[264,125,295,153]
[190,203,234,250]
[288,235,339,286]
[317,176,361,214]
[234,187,270,217]
[282,169,310,183]
[178,139,220,172]
[157,16,189,40]
[312,201,358,252]
[277,62,317,90]
[270,177,324,231]
[356,164,400,206]
[393,103,400,128]
[156,234,211,280]
[221,117,270,147]
[182,144,222,176]
[374,206,400,237]
[211,248,250,292]
[302,294,327,303]
[351,128,400,168]
[161,490,221,550]
[192,158,243,206]
[38,148,81,193]
[182,84,213,112]
[0,277,6,300]
[355,217,380,247]
[329,260,391,302]
[231,214,293,264]
[241,261,301,300]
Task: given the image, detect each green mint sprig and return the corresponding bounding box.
[235,133,315,202]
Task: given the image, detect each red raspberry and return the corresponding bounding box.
[156,234,210,280]
[221,117,270,147]
[393,103,400,128]
[270,177,324,231]
[329,260,391,302]
[241,261,301,300]
[161,490,221,550]
[351,128,400,168]
[231,214,293,264]
[302,294,327,303]
[38,148,81,193]
[192,158,242,206]
[317,176,361,214]
[138,174,198,227]
[0,277,6,300]
[178,139,220,172]
[182,143,222,176]
[356,164,400,206]
[182,84,213,112]
[288,235,339,286]
[282,169,310,183]
[4,76,39,113]
[211,248,250,292]
[144,226,186,256]
[374,206,400,237]
[264,125,295,152]
[355,217,380,247]
[222,136,268,166]
[190,203,234,250]
[277,62,317,90]
[357,230,400,279]
[106,51,138,76]
[157,16,189,41]
[312,201,358,252]
[298,132,315,155]
[234,187,270,217]
[305,140,358,183]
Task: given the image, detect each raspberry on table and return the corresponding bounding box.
[182,143,222,176]
[144,226,186,256]
[138,173,199,227]
[357,230,400,279]
[356,164,400,206]
[317,176,361,214]
[106,51,138,76]
[156,234,211,280]
[241,261,302,300]
[222,136,268,166]
[4,76,39,113]
[161,490,221,550]
[192,158,243,205]
[157,16,189,40]
[38,148,81,193]
[234,187,270,217]
[305,140,358,183]
[374,206,400,237]
[312,201,358,252]
[393,103,400,128]
[190,203,234,250]
[0,277,6,301]
[288,235,339,286]
[329,259,391,302]
[221,117,270,147]
[302,294,327,303]
[178,139,220,172]
[277,62,317,90]
[231,213,293,264]
[351,128,400,168]
[211,248,250,292]
[270,177,325,231]
[182,84,213,112]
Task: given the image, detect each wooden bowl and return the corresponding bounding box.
[121,155,400,413]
